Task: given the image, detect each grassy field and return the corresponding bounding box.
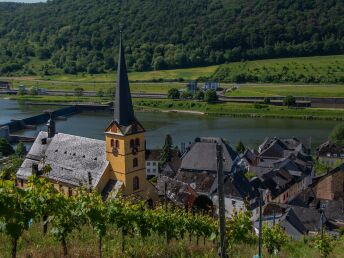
[0,223,343,258]
[210,55,344,83]
[224,84,344,98]
[134,99,344,120]
[42,65,218,82]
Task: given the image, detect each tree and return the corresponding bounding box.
[0,138,14,156]
[77,190,107,258]
[160,134,173,165]
[193,90,204,101]
[226,209,253,252]
[17,88,26,96]
[49,192,81,257]
[15,142,26,157]
[167,88,180,99]
[180,91,193,99]
[236,141,245,153]
[314,233,334,258]
[330,123,344,146]
[0,179,36,258]
[284,95,296,107]
[204,89,218,103]
[0,156,23,180]
[262,224,288,254]
[29,87,38,95]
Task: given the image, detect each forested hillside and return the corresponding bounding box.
[0,0,343,75]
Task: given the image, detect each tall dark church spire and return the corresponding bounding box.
[114,30,135,126]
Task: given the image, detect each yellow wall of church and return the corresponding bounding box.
[105,126,148,196]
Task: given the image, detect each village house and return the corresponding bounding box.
[257,202,323,240]
[145,149,181,179]
[161,137,261,219]
[145,149,161,178]
[16,34,158,202]
[241,137,313,205]
[316,140,344,168]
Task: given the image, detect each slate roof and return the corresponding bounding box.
[175,170,216,194]
[316,140,344,156]
[180,137,238,173]
[156,176,198,207]
[17,131,109,188]
[145,149,162,161]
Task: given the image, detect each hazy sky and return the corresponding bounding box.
[0,0,46,2]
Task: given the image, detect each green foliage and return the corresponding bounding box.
[29,87,38,95]
[160,134,173,165]
[263,97,271,104]
[284,95,296,107]
[314,233,335,258]
[193,90,204,101]
[15,142,26,157]
[0,138,14,156]
[262,224,289,254]
[0,156,23,180]
[96,89,104,98]
[204,89,218,103]
[17,88,26,96]
[226,209,254,252]
[330,123,344,146]
[1,0,343,75]
[236,141,245,153]
[180,91,193,100]
[167,88,180,99]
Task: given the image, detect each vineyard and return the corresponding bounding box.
[0,173,343,257]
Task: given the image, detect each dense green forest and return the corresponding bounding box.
[0,0,343,76]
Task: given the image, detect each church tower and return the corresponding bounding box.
[105,32,149,197]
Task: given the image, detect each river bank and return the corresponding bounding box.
[2,94,344,121]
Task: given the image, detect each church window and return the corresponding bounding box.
[135,138,140,146]
[115,140,120,148]
[133,176,139,191]
[130,139,135,148]
[111,139,114,147]
[133,158,138,167]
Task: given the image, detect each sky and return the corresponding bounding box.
[0,0,46,2]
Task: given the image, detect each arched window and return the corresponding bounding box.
[110,139,114,147]
[130,139,135,148]
[133,176,139,191]
[133,158,138,168]
[115,140,120,148]
[135,138,140,146]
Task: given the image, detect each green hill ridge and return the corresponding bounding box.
[0,0,343,76]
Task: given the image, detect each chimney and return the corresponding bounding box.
[47,118,56,138]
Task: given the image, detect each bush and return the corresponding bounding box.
[204,89,218,103]
[29,87,38,95]
[193,90,204,101]
[0,138,14,156]
[180,91,193,99]
[284,95,296,107]
[262,224,288,254]
[167,88,180,99]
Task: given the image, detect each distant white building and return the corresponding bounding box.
[145,149,161,178]
[204,82,219,91]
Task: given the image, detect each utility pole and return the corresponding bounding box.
[258,188,263,258]
[216,144,226,258]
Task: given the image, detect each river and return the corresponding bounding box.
[0,99,339,150]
